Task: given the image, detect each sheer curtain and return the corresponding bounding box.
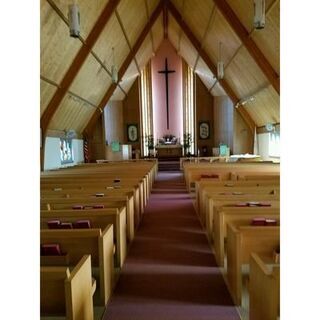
[140,62,153,157]
[182,60,195,155]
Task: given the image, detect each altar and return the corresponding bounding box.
[156,144,183,158]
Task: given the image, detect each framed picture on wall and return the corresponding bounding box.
[199,121,210,140]
[127,124,139,142]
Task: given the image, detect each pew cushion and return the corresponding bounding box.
[41,244,62,256]
[251,218,266,226]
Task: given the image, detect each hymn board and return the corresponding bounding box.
[158,58,175,129]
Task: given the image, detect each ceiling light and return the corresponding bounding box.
[68,4,80,38]
[111,47,118,84]
[254,0,265,29]
[217,42,224,80]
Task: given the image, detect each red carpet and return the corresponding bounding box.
[102,172,240,320]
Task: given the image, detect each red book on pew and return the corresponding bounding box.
[73,220,91,229]
[265,219,277,226]
[59,222,73,229]
[72,205,84,210]
[41,244,62,256]
[47,220,61,229]
[93,204,104,209]
[251,217,266,226]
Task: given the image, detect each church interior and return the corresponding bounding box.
[1,0,315,319]
[38,1,282,319]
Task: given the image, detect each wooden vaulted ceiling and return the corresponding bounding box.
[40,0,280,137]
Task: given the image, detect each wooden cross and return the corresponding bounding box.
[158,58,175,129]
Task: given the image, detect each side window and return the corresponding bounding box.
[60,138,74,164]
[269,132,280,157]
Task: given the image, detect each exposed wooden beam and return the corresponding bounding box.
[212,0,280,94]
[167,0,255,133]
[83,1,164,138]
[41,0,121,135]
[163,2,168,39]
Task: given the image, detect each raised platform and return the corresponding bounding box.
[158,160,180,171]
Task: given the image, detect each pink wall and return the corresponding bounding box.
[151,39,183,142]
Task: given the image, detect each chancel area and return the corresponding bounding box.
[40,1,280,319]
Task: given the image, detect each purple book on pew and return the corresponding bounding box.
[93,204,104,209]
[41,244,62,256]
[251,217,266,226]
[59,222,73,229]
[73,220,91,229]
[47,220,61,229]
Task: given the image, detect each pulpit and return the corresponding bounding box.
[155,144,182,158]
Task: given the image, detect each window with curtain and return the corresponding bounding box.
[182,60,195,155]
[140,62,153,157]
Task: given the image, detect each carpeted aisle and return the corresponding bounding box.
[102,172,240,320]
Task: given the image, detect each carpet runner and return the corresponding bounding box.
[102,172,240,320]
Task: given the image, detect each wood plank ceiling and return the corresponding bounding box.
[40,0,280,136]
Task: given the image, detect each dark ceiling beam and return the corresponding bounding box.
[83,1,164,138]
[212,0,280,94]
[163,1,168,39]
[41,0,121,135]
[167,0,256,133]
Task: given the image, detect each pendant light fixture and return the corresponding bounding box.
[111,47,118,84]
[217,42,224,80]
[253,0,265,29]
[68,2,80,37]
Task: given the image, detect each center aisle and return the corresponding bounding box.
[103,172,240,320]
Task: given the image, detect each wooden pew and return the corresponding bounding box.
[41,196,134,243]
[249,252,280,320]
[199,186,280,225]
[40,255,94,320]
[41,208,126,268]
[226,223,280,305]
[41,226,114,306]
[183,162,279,191]
[195,179,280,215]
[204,194,280,237]
[213,207,280,267]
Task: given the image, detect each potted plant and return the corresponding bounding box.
[145,134,154,157]
[183,133,192,156]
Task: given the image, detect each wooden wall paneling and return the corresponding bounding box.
[179,34,198,69]
[120,77,137,95]
[51,0,110,39]
[168,14,180,50]
[117,0,148,46]
[251,1,280,75]
[195,75,215,156]
[69,53,112,105]
[135,36,153,70]
[146,0,161,18]
[83,1,164,137]
[152,14,164,51]
[244,85,280,127]
[90,114,105,161]
[203,9,242,65]
[224,46,268,99]
[171,0,184,12]
[41,0,120,134]
[233,107,254,154]
[92,14,131,73]
[41,0,82,84]
[213,0,280,93]
[182,0,215,43]
[40,79,58,117]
